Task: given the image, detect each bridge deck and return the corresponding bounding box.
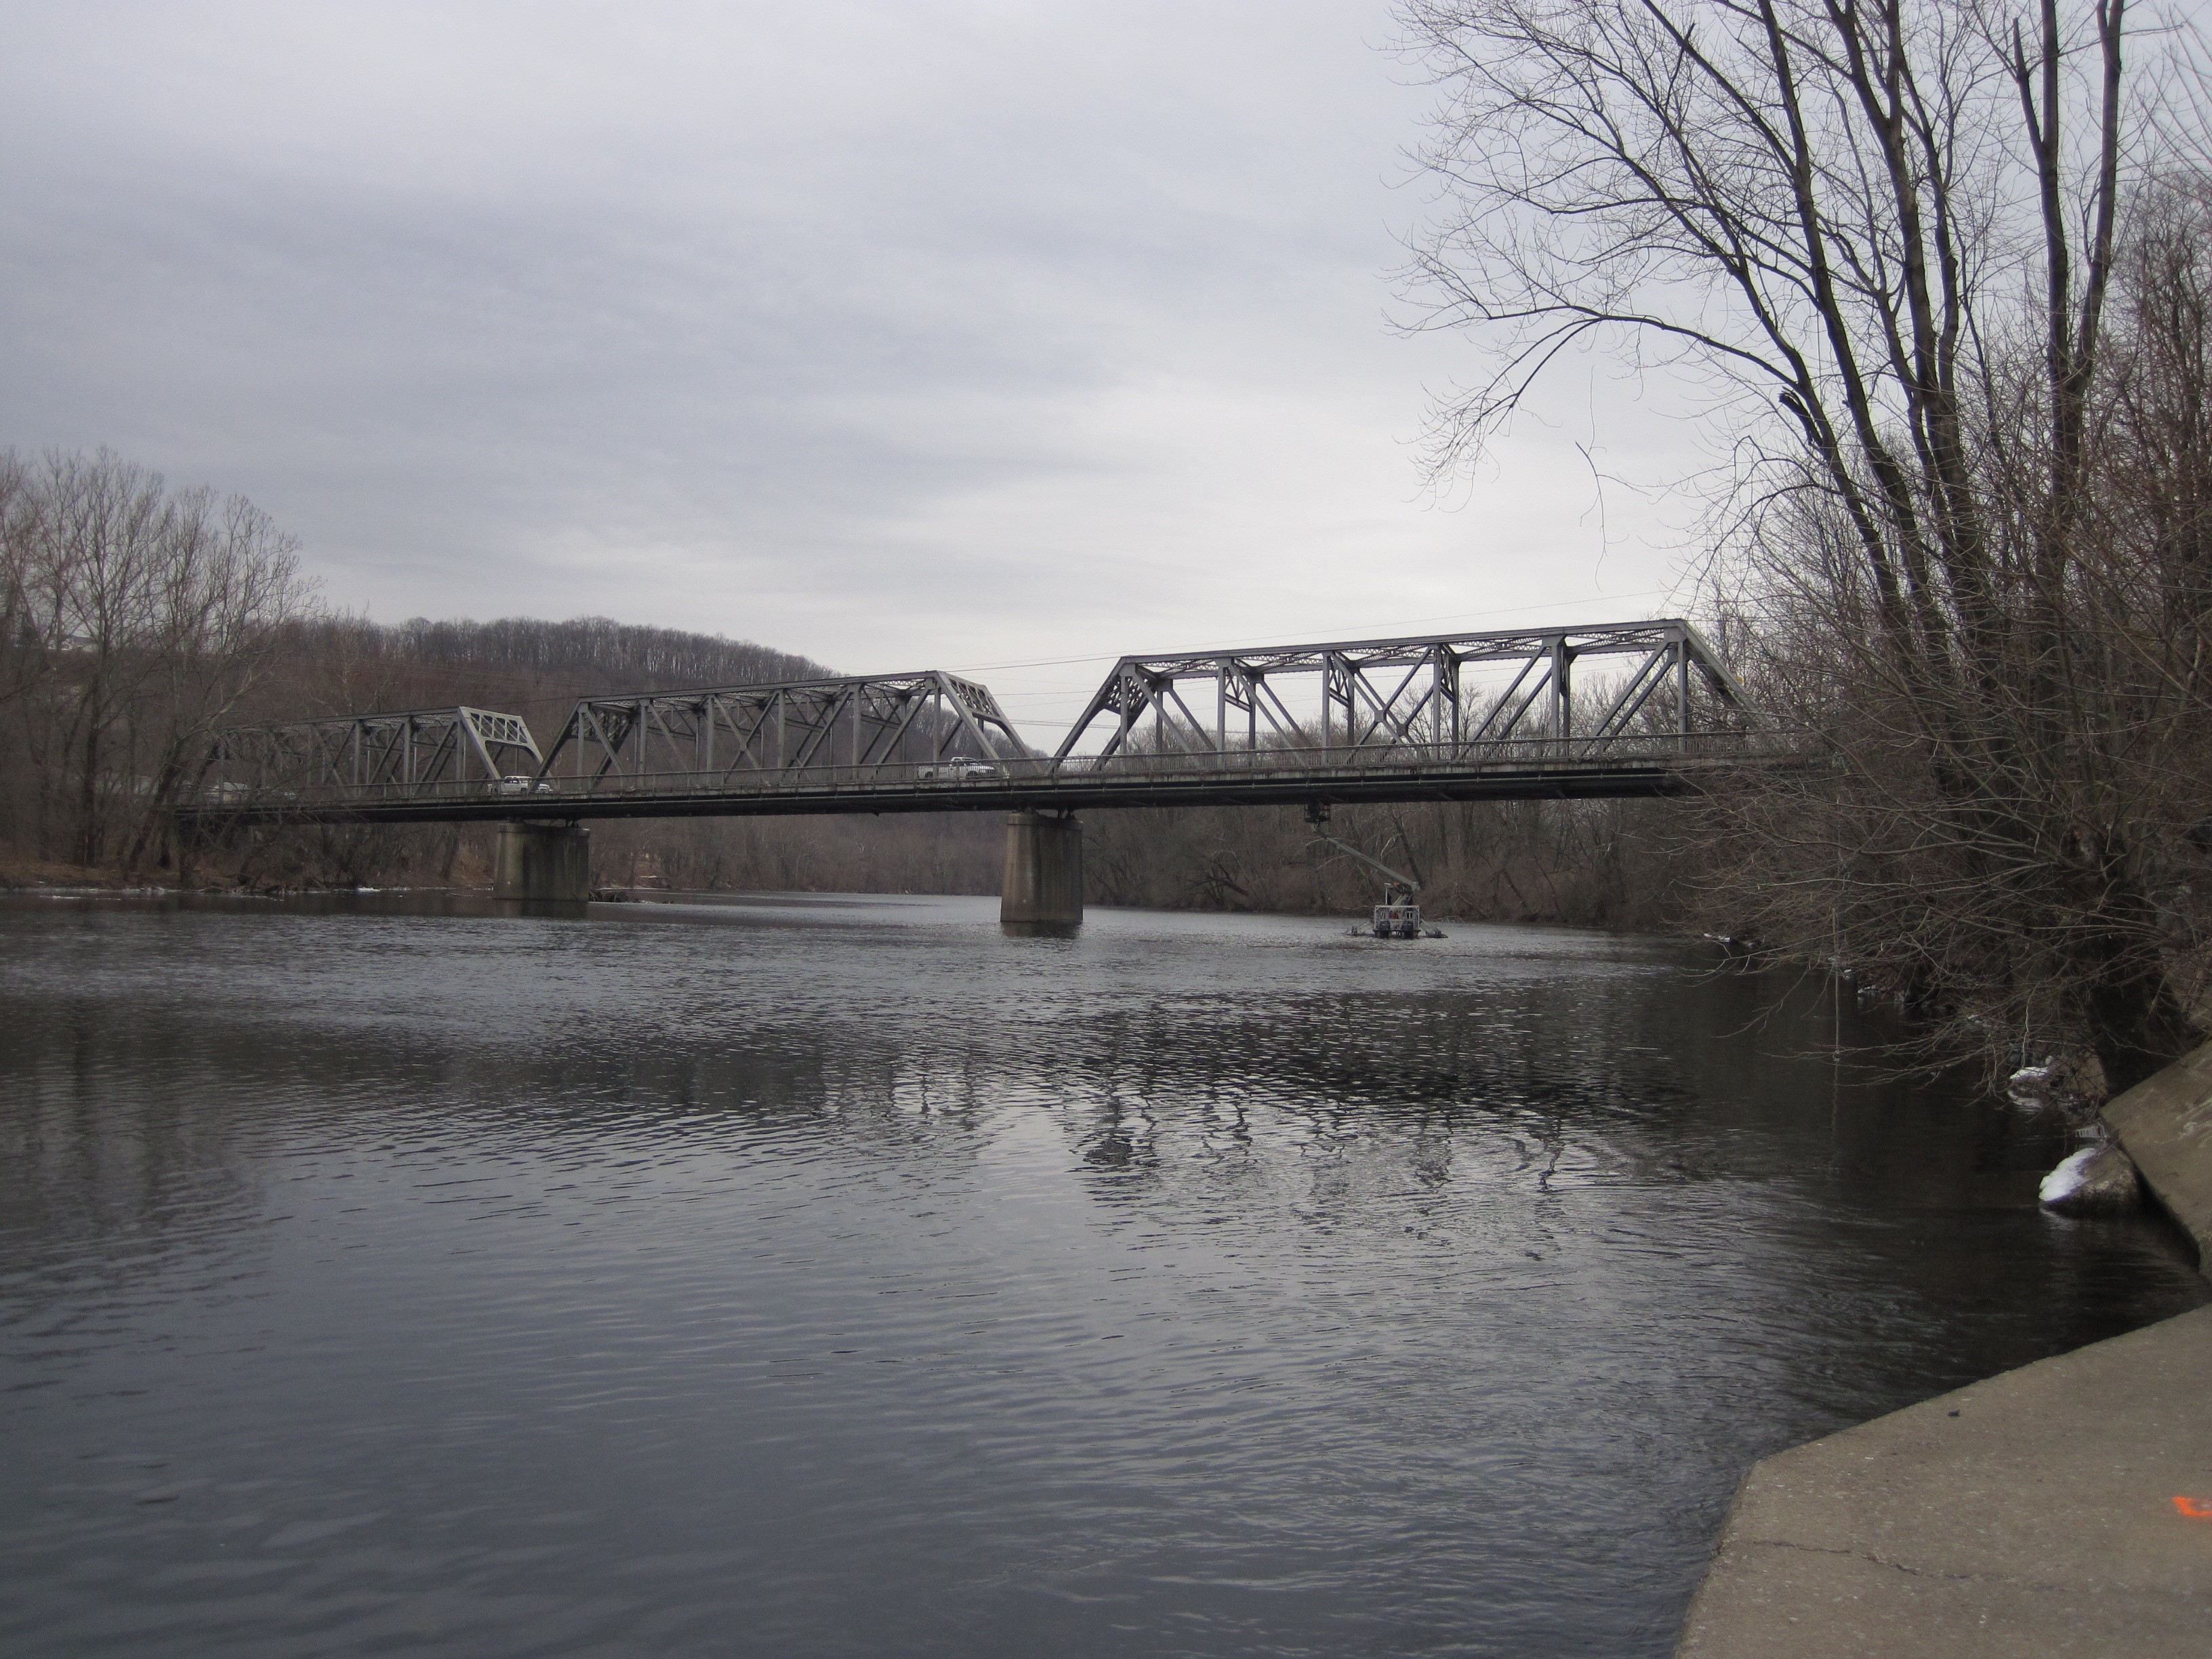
[175,733,1792,827]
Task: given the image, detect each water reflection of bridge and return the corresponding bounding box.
[178,619,1791,923]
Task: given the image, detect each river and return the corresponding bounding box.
[1,890,2203,1657]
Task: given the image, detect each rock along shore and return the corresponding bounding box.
[1675,1044,2212,1657]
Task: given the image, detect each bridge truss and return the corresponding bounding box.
[201,705,543,802]
[179,621,1783,825]
[1057,619,1746,760]
[536,670,1024,790]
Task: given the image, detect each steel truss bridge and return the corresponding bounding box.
[179,619,1785,827]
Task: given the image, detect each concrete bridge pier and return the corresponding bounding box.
[1001,810,1082,928]
[494,822,592,902]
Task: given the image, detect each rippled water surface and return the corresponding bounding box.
[1,891,2203,1658]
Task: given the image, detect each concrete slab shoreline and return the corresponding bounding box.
[1677,1045,2212,1656]
[2106,1044,2212,1266]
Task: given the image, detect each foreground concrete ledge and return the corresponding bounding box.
[1679,1046,2212,1654]
[2106,1041,2212,1267]
[1676,1303,2212,1656]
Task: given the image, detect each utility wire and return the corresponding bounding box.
[943,587,1679,676]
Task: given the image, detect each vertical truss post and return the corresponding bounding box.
[1431,645,1458,754]
[1551,635,1572,744]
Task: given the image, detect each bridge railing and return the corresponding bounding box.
[179,728,1795,815]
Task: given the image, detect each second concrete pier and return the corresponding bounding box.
[1001,810,1082,927]
[493,822,592,902]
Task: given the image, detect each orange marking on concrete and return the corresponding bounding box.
[2173,1496,2212,1519]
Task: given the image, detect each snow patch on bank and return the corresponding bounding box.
[2039,1147,2100,1205]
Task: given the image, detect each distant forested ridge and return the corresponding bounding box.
[298,615,832,712]
[272,613,834,735]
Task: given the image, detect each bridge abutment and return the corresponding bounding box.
[1001,811,1082,928]
[493,822,592,902]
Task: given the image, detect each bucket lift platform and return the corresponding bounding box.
[1305,804,1444,939]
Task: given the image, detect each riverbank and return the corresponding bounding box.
[0,851,122,889]
[1677,1044,2212,1656]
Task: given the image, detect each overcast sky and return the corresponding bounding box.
[0,1,1710,737]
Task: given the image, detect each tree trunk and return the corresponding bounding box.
[2066,861,2202,1092]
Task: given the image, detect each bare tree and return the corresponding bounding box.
[0,451,312,871]
[1398,0,2212,1090]
[0,452,40,715]
[117,487,310,870]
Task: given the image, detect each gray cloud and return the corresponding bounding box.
[0,0,1700,736]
